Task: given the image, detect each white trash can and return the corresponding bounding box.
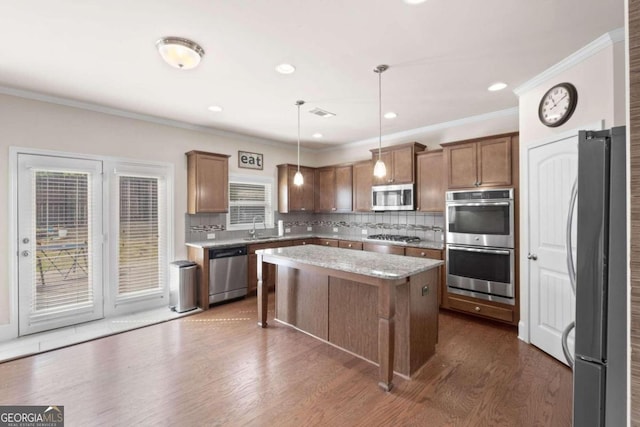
[170,260,198,313]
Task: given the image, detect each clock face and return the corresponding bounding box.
[538,83,578,127]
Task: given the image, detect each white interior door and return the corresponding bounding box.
[17,154,104,336]
[527,135,578,364]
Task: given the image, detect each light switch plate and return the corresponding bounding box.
[285,228,291,233]
[207,233,216,240]
[333,227,339,232]
[361,229,368,235]
[307,226,312,231]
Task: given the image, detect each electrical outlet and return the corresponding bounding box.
[285,228,291,233]
[207,233,216,240]
[361,229,368,235]
[333,227,338,232]
[307,226,312,231]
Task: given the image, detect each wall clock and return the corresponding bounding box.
[538,82,578,127]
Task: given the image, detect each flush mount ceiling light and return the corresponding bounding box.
[373,64,389,179]
[403,0,428,4]
[276,63,296,74]
[294,100,305,186]
[384,112,398,119]
[156,37,205,70]
[488,82,508,91]
[207,105,223,112]
[312,133,323,139]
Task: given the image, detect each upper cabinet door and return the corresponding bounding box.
[443,134,517,190]
[390,146,415,184]
[316,167,337,212]
[353,160,373,212]
[187,151,230,213]
[416,150,445,212]
[334,165,353,212]
[477,137,512,187]
[446,144,478,189]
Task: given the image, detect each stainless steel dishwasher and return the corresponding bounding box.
[209,245,248,304]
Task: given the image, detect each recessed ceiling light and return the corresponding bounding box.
[312,133,323,139]
[488,82,508,92]
[276,63,296,74]
[207,105,223,112]
[384,112,398,119]
[403,0,428,4]
[156,37,204,70]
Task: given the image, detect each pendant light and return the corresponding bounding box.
[373,64,388,178]
[293,100,305,186]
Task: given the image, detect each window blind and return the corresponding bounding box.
[33,171,93,311]
[228,182,273,229]
[118,176,164,296]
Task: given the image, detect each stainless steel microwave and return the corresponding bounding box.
[372,184,414,211]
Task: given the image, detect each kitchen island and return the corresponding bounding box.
[256,245,443,391]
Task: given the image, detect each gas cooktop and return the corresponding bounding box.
[365,234,422,245]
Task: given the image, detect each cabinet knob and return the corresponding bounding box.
[301,208,306,211]
[302,242,306,245]
[416,207,420,211]
[331,207,336,211]
[348,244,352,248]
[474,306,481,312]
[325,242,330,245]
[420,252,425,257]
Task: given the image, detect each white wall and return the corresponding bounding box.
[516,31,625,342]
[0,93,302,327]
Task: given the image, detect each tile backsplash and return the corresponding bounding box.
[186,211,445,244]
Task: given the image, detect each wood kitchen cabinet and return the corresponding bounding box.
[317,238,339,247]
[338,240,363,250]
[363,242,405,255]
[370,142,426,186]
[186,151,230,214]
[405,247,446,308]
[352,160,373,212]
[443,133,518,189]
[277,164,315,213]
[415,150,445,212]
[315,164,353,212]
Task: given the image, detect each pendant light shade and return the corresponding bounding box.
[294,100,305,186]
[373,64,388,178]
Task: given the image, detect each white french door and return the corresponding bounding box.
[17,154,104,336]
[527,135,577,364]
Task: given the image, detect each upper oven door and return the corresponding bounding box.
[446,199,514,248]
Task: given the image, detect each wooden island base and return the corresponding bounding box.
[257,249,441,391]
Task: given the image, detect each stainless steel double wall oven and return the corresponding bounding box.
[445,188,515,305]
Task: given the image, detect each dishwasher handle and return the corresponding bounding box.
[209,246,248,259]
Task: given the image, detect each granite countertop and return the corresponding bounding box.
[257,245,443,280]
[187,234,444,250]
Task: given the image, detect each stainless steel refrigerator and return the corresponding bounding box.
[565,126,627,426]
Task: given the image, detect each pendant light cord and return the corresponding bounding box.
[297,102,301,172]
[378,69,382,160]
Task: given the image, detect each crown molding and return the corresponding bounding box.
[0,85,315,152]
[318,107,519,152]
[513,27,625,96]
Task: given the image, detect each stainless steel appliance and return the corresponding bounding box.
[561,127,627,426]
[446,244,514,304]
[365,234,421,244]
[372,183,414,211]
[445,187,515,305]
[209,245,248,304]
[446,188,514,248]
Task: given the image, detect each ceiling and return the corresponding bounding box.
[0,1,624,149]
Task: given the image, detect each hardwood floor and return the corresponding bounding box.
[0,296,572,426]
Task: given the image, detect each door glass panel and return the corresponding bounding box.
[34,171,92,310]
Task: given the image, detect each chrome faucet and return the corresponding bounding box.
[249,215,265,239]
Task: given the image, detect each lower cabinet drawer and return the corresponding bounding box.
[447,296,514,323]
[338,240,363,250]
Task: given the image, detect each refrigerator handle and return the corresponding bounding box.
[561,321,575,368]
[566,179,578,295]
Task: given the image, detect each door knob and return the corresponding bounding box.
[527,253,538,260]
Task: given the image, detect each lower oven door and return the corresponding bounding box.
[446,244,515,305]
